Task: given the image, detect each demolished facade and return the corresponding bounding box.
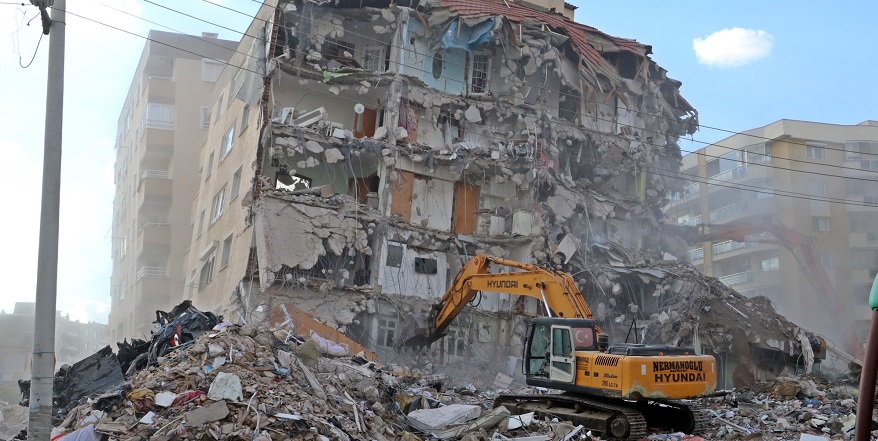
[186,0,822,390]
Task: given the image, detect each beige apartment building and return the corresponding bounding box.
[108,31,238,342]
[666,119,878,353]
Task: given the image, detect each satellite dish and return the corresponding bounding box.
[354,103,365,114]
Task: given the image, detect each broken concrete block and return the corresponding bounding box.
[408,404,481,433]
[185,400,229,427]
[464,105,482,123]
[305,140,324,154]
[324,148,344,164]
[208,372,243,402]
[373,126,388,140]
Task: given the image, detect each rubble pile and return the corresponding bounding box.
[0,400,27,441]
[13,306,876,441]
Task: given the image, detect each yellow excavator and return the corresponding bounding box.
[405,255,716,439]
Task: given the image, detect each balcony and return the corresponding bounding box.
[136,266,169,281]
[677,215,702,227]
[710,165,748,183]
[719,271,755,287]
[145,77,174,98]
[137,221,171,253]
[712,240,753,256]
[709,200,749,223]
[846,195,878,213]
[843,159,878,178]
[688,248,704,261]
[670,182,700,202]
[138,170,172,196]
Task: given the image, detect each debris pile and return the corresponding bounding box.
[0,400,27,441]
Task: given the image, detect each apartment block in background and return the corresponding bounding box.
[108,31,238,342]
[666,119,878,351]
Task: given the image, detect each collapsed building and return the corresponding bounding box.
[187,0,823,391]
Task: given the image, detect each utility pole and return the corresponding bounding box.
[28,0,65,439]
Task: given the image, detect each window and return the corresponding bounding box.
[385,243,403,268]
[376,316,396,347]
[196,209,206,238]
[220,234,233,269]
[446,328,466,357]
[806,144,826,159]
[761,256,780,271]
[221,124,235,159]
[851,219,867,233]
[200,106,210,129]
[743,143,771,164]
[201,58,223,82]
[205,152,215,179]
[198,255,216,290]
[845,140,878,160]
[211,187,226,224]
[144,103,174,129]
[468,52,490,94]
[808,180,828,197]
[812,216,830,232]
[232,69,245,102]
[414,257,437,274]
[363,46,387,73]
[431,52,443,80]
[241,105,250,131]
[818,252,833,268]
[215,93,224,122]
[558,85,580,122]
[230,166,243,200]
[322,38,355,59]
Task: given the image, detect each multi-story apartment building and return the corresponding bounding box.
[0,303,108,381]
[182,0,701,380]
[108,31,238,342]
[666,119,878,351]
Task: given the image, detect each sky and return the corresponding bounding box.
[0,0,876,325]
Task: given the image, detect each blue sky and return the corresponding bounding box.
[0,0,875,324]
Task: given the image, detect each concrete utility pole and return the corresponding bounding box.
[28,0,65,439]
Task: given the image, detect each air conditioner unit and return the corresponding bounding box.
[511,210,534,236]
[292,107,327,128]
[323,121,344,137]
[278,107,295,124]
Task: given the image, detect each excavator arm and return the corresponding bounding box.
[405,255,595,347]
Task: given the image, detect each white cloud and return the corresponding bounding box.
[693,27,773,68]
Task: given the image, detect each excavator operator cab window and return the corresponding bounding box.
[549,326,575,383]
[528,324,551,376]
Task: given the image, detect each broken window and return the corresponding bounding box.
[468,51,490,94]
[806,143,826,160]
[431,51,443,80]
[198,255,216,291]
[558,85,580,122]
[446,328,466,358]
[376,316,396,347]
[414,257,438,274]
[230,166,243,200]
[812,216,830,232]
[322,38,356,60]
[221,124,235,159]
[363,45,389,73]
[211,187,225,224]
[201,59,223,82]
[760,256,780,271]
[385,243,403,268]
[220,234,233,269]
[205,152,215,180]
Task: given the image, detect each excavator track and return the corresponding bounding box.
[495,393,647,440]
[495,394,709,440]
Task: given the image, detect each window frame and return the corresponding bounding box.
[376,316,397,347]
[220,233,233,269]
[806,143,826,160]
[201,58,223,82]
[200,106,211,129]
[221,124,235,160]
[467,50,491,95]
[760,256,780,271]
[211,187,226,224]
[230,166,243,200]
[812,216,831,232]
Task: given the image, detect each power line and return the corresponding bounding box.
[61,7,878,209]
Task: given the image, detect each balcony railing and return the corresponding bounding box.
[719,271,755,287]
[138,216,171,231]
[861,160,878,171]
[142,169,171,180]
[709,200,749,222]
[678,215,702,227]
[688,248,704,261]
[670,183,700,202]
[144,118,174,130]
[710,165,748,182]
[712,240,753,256]
[136,266,169,281]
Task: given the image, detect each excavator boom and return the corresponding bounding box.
[405,255,594,347]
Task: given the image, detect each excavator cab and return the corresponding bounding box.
[525,318,597,383]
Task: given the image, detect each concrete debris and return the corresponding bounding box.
[407,404,481,432]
